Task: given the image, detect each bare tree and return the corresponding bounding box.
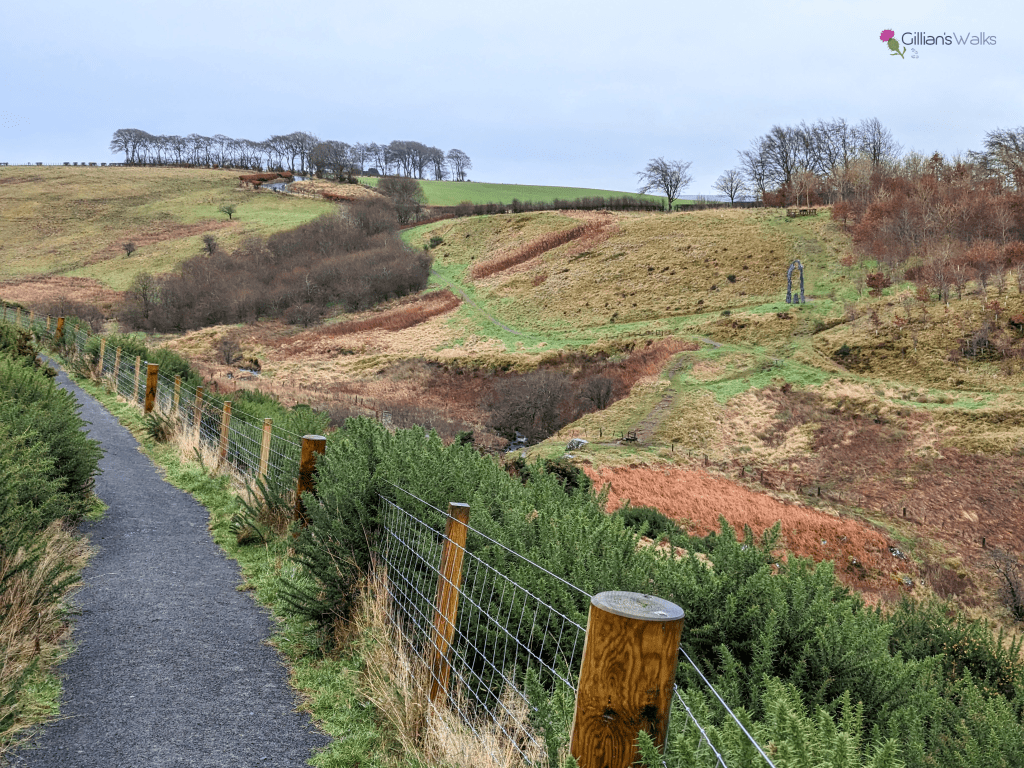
[637,157,692,211]
[376,176,425,224]
[126,272,157,321]
[428,147,449,181]
[738,138,771,200]
[581,376,614,410]
[309,140,351,179]
[202,234,218,255]
[977,127,1024,190]
[712,169,749,204]
[854,117,902,170]
[122,241,137,257]
[793,168,819,207]
[218,204,237,221]
[350,142,371,175]
[447,149,471,181]
[490,370,574,443]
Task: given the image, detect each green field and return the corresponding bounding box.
[358,176,672,207]
[0,166,334,289]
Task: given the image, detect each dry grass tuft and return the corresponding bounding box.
[0,523,90,753]
[357,571,541,768]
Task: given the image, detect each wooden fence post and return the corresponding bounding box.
[218,401,232,463]
[97,337,106,376]
[193,386,204,443]
[259,418,273,486]
[173,376,181,417]
[113,346,122,393]
[294,435,327,527]
[144,363,159,414]
[45,315,51,332]
[133,356,142,404]
[16,307,21,326]
[56,316,65,341]
[570,591,685,768]
[429,502,471,704]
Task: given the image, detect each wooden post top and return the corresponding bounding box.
[590,592,684,622]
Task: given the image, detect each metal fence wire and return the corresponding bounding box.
[376,486,777,768]
[377,489,586,764]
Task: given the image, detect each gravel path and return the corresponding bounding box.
[11,363,330,767]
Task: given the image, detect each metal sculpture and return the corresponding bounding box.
[786,260,805,304]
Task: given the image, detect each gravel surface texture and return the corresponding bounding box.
[10,363,330,767]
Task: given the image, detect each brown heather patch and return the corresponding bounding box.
[585,464,909,601]
[0,275,124,309]
[320,290,461,336]
[470,222,602,279]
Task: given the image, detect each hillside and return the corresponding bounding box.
[0,165,334,297]
[4,168,1024,620]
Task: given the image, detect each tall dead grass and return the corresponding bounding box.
[471,222,602,279]
[0,523,90,754]
[357,570,543,768]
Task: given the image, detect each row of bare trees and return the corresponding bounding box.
[723,120,1024,208]
[108,129,472,180]
[832,150,1024,287]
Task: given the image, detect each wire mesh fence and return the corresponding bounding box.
[0,306,307,494]
[376,485,777,768]
[377,488,586,764]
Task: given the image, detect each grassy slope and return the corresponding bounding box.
[358,176,672,207]
[401,208,1024,611]
[0,166,334,289]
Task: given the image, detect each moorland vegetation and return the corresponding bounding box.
[7,120,1024,765]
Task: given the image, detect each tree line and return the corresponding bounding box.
[108,129,471,180]
[715,119,1024,207]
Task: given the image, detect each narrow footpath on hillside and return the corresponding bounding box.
[10,363,330,768]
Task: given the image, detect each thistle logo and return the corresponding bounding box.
[881,29,906,58]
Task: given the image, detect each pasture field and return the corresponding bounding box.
[0,165,334,290]
[357,176,673,207]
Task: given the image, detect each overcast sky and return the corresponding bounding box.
[3,0,1020,194]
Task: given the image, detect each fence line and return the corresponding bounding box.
[2,306,774,768]
[376,484,776,768]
